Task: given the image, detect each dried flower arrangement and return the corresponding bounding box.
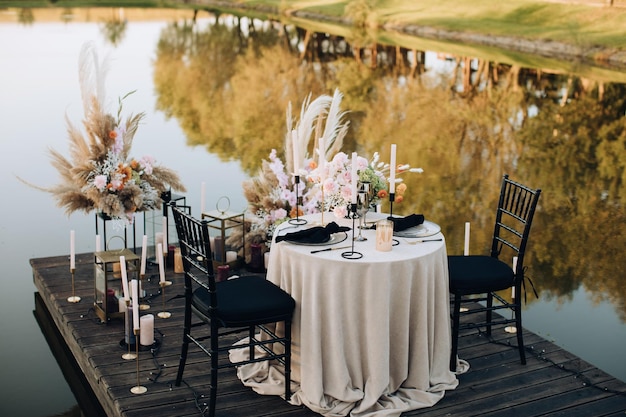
[24,42,186,223]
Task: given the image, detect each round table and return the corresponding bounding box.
[231,213,465,417]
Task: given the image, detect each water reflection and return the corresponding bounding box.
[153,14,626,324]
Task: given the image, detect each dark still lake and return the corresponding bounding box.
[1,7,625,416]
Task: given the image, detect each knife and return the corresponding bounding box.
[311,245,352,254]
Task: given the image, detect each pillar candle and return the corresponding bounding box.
[200,181,206,214]
[140,314,154,346]
[226,250,237,263]
[140,235,147,276]
[264,252,270,269]
[70,230,75,270]
[157,243,165,284]
[351,152,358,204]
[464,222,470,256]
[95,234,101,253]
[131,279,139,331]
[389,144,397,194]
[120,256,130,301]
[118,297,127,314]
[213,236,224,262]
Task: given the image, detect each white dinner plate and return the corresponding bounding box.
[394,220,441,238]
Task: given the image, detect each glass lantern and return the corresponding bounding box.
[93,248,140,323]
[202,207,245,272]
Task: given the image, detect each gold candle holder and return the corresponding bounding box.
[157,281,172,319]
[130,329,147,394]
[67,268,81,303]
[122,300,136,360]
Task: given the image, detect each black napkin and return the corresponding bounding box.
[390,214,425,232]
[275,222,350,244]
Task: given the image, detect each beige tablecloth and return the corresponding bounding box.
[231,213,467,417]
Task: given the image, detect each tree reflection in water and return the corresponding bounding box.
[152,14,626,323]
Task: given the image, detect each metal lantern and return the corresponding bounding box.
[201,198,245,271]
[94,248,140,323]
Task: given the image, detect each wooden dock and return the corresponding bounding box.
[31,253,626,417]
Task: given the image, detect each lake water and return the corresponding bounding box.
[1,7,625,416]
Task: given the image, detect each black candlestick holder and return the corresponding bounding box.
[289,175,307,226]
[342,203,363,259]
[388,192,395,219]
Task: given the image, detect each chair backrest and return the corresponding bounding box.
[490,174,542,277]
[171,204,218,308]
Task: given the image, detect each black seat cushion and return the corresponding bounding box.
[448,255,515,295]
[192,275,295,327]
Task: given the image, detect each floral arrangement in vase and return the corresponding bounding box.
[23,42,186,223]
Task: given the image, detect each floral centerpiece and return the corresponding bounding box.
[26,42,186,224]
[238,89,422,253]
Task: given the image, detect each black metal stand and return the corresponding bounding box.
[342,203,363,259]
[289,175,307,226]
[388,192,395,219]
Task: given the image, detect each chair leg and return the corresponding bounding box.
[175,334,190,386]
[209,321,219,417]
[450,294,462,372]
[249,326,256,361]
[175,289,193,387]
[485,292,493,336]
[284,320,292,401]
[515,301,526,365]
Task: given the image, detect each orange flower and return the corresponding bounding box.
[290,206,304,218]
[396,183,407,194]
[395,195,404,203]
[108,130,117,140]
[130,159,139,170]
[377,189,388,199]
[118,164,132,182]
[309,160,318,170]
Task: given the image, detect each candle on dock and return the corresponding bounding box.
[226,250,237,263]
[200,181,206,214]
[140,235,147,276]
[351,152,358,204]
[140,314,154,346]
[131,279,140,331]
[120,256,130,302]
[70,230,75,270]
[157,243,165,284]
[464,222,470,256]
[389,144,397,194]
